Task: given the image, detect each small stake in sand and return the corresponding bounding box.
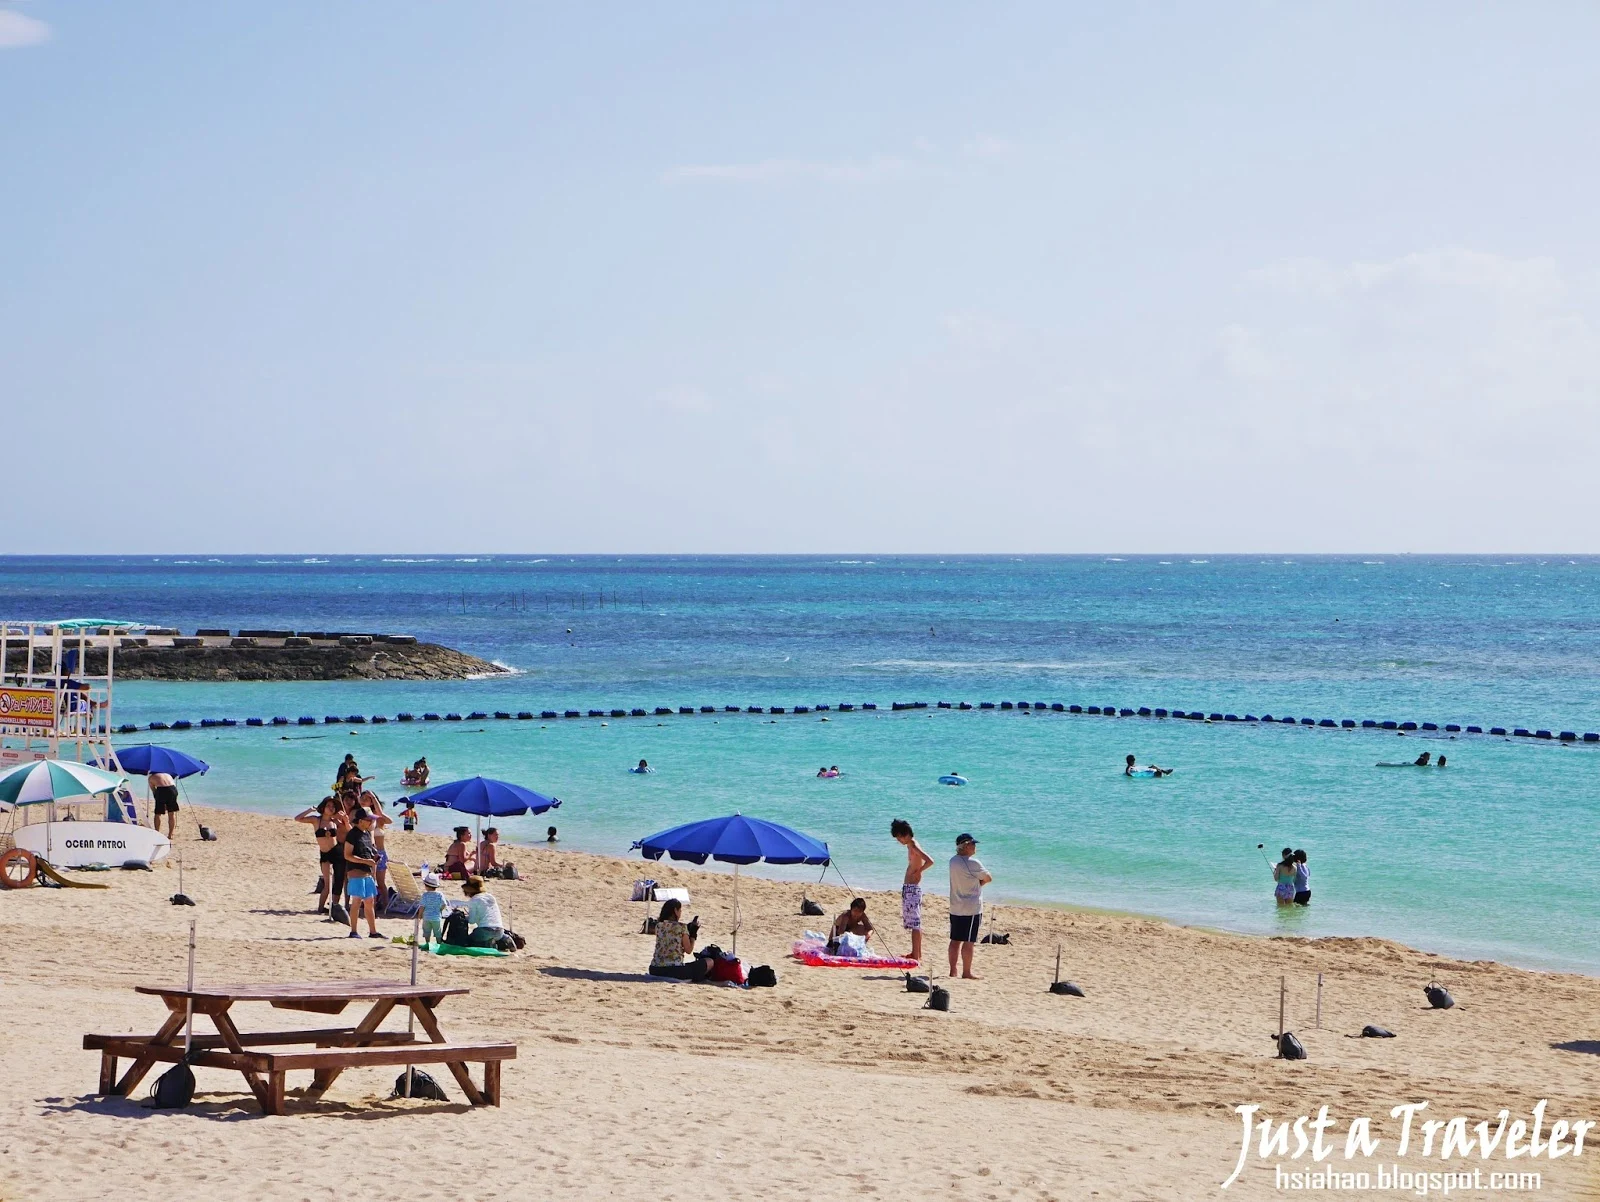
[1315,973,1323,1029]
[1048,942,1085,996]
[1278,976,1286,1040]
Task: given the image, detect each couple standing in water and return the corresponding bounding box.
[1273,848,1311,906]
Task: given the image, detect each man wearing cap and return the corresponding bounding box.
[948,833,992,979]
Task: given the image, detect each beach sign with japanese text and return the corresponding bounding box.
[0,687,57,732]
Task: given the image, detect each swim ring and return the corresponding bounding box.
[938,774,967,786]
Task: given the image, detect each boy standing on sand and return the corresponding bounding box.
[891,820,934,963]
[948,833,992,980]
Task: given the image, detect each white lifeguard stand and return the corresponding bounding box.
[0,619,126,771]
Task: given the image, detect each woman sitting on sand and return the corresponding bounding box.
[1273,848,1297,906]
[444,826,475,878]
[461,876,507,948]
[649,898,709,982]
[294,797,346,914]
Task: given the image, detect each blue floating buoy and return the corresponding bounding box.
[272,716,290,725]
[796,705,811,714]
[1400,721,1418,731]
[118,723,140,733]
[1445,724,1461,732]
[519,712,536,720]
[680,706,696,714]
[246,718,263,727]
[1071,705,1084,713]
[700,706,716,713]
[1280,717,1296,725]
[588,710,604,718]
[1299,718,1314,726]
[1260,714,1274,722]
[1513,728,1531,737]
[655,707,672,716]
[632,708,648,717]
[1466,725,1481,733]
[539,711,557,719]
[494,711,512,720]
[770,707,785,714]
[956,702,973,710]
[1244,714,1259,722]
[149,721,169,730]
[324,716,342,725]
[1122,708,1137,717]
[1421,722,1438,731]
[978,702,993,710]
[172,720,192,730]
[423,713,441,721]
[937,702,952,710]
[1153,707,1167,717]
[445,713,463,721]
[609,709,625,718]
[1584,733,1599,742]
[840,704,856,712]
[222,719,237,727]
[916,702,930,710]
[564,710,581,718]
[299,716,317,725]
[1381,720,1398,730]
[467,712,487,721]
[200,719,221,728]
[347,715,368,724]
[815,705,831,712]
[892,702,909,712]
[1341,719,1355,728]
[1361,720,1376,728]
[1535,729,1552,739]
[745,705,761,713]
[1318,719,1335,728]
[1000,702,1014,711]
[1086,706,1101,715]
[1490,726,1507,735]
[1559,731,1576,741]
[372,715,388,724]
[1138,707,1152,716]
[725,706,741,713]
[1052,703,1065,712]
[862,703,877,711]
[1215,713,1228,722]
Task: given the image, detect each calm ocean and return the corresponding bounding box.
[4,555,1596,972]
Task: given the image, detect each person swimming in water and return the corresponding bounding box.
[1124,754,1173,777]
[1436,755,1447,768]
[633,759,653,774]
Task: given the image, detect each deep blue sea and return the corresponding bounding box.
[4,555,1597,972]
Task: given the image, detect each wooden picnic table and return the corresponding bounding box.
[84,979,516,1115]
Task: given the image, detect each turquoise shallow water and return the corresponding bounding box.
[5,555,1598,973]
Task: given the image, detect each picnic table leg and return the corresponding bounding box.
[406,999,486,1106]
[266,1070,286,1117]
[483,1059,501,1107]
[210,1008,274,1113]
[308,998,398,1096]
[113,1009,187,1097]
[99,1051,118,1097]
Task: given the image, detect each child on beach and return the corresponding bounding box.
[420,872,447,945]
[891,819,934,964]
[401,801,418,832]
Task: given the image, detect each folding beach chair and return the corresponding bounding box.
[385,858,423,917]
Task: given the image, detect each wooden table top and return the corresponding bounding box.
[135,979,470,1003]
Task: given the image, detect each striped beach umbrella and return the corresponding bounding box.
[0,759,124,811]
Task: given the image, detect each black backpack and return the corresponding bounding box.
[1424,985,1455,1010]
[800,897,824,916]
[1278,1031,1307,1060]
[747,965,777,988]
[392,1068,448,1101]
[443,909,471,946]
[147,1057,196,1109]
[329,901,349,925]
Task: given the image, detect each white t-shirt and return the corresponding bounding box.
[949,855,987,916]
[468,893,504,930]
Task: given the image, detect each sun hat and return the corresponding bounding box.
[422,872,440,888]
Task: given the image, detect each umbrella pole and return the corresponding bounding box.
[405,906,421,1097]
[731,864,740,957]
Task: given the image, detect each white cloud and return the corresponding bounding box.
[961,135,1017,159]
[0,9,49,48]
[662,155,915,184]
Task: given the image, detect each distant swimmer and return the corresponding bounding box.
[1124,754,1173,778]
[816,765,842,778]
[1376,751,1433,767]
[631,759,654,775]
[1436,755,1446,768]
[939,772,968,786]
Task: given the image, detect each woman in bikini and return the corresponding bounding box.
[295,797,346,914]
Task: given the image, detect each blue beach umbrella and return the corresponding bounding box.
[632,813,830,953]
[104,745,211,778]
[405,776,561,843]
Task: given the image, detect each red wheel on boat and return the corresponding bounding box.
[0,847,37,889]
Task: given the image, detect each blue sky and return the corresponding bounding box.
[3,3,1597,553]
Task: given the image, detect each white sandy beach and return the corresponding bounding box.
[2,807,1597,1202]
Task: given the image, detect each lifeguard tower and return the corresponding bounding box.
[0,620,169,872]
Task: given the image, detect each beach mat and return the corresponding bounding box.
[792,941,917,970]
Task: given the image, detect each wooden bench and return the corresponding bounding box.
[85,1032,516,1114]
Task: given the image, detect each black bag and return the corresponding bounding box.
[1424,985,1455,1010]
[700,944,725,961]
[905,972,930,993]
[197,824,218,842]
[391,1068,448,1101]
[925,986,951,1012]
[1360,1025,1396,1038]
[641,917,657,935]
[747,965,777,988]
[1049,981,1085,997]
[1278,1031,1307,1060]
[494,932,518,953]
[800,897,824,916]
[507,930,527,951]
[147,1059,195,1109]
[328,901,349,925]
[501,863,518,881]
[442,909,471,946]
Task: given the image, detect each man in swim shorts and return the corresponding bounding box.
[149,770,179,838]
[891,819,934,963]
[948,833,992,980]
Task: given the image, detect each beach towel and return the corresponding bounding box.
[791,938,917,970]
